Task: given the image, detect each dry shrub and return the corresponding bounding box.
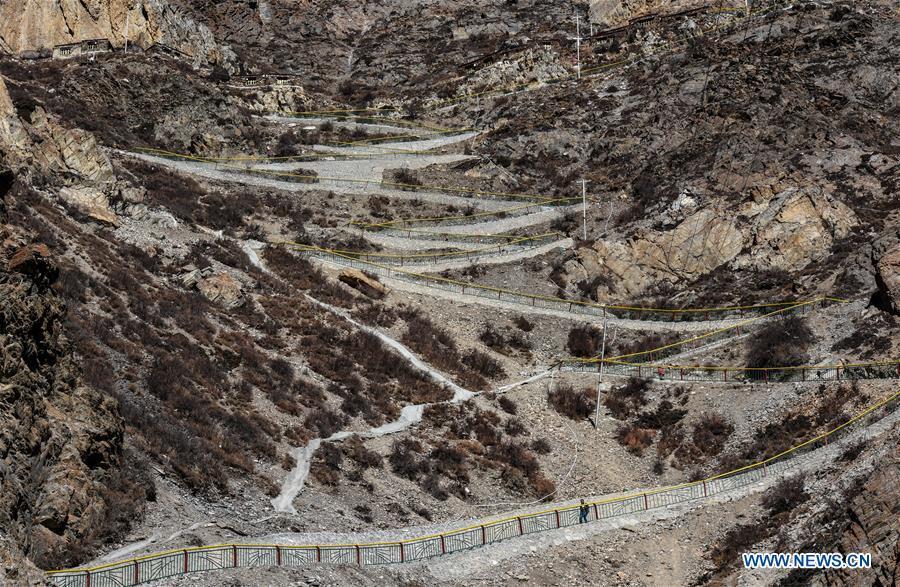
[746,315,816,369]
[344,436,383,469]
[389,438,427,480]
[498,395,518,415]
[567,324,603,357]
[462,348,506,379]
[762,475,809,515]
[634,400,687,429]
[604,377,650,419]
[691,413,734,455]
[616,425,656,455]
[479,324,531,354]
[531,438,552,454]
[709,522,771,572]
[513,315,535,332]
[548,384,595,420]
[530,473,557,501]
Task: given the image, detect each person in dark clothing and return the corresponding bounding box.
[579,499,589,523]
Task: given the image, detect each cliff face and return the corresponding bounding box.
[0,91,129,571]
[818,448,899,587]
[0,0,225,66]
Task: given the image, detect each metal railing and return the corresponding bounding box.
[46,390,900,587]
[562,358,900,383]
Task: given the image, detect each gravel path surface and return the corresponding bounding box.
[248,153,472,179]
[263,115,459,138]
[309,254,743,333]
[355,238,572,272]
[120,151,515,211]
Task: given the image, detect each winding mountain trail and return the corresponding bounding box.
[272,295,552,515]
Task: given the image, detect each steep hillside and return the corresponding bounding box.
[0,0,897,584]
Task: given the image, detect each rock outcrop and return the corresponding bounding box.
[0,76,119,225]
[739,186,858,272]
[0,0,226,67]
[875,243,900,314]
[814,445,899,587]
[196,272,245,308]
[0,181,125,570]
[339,268,388,299]
[569,185,856,298]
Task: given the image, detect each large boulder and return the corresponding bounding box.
[875,244,900,314]
[339,268,388,299]
[59,186,118,226]
[196,272,245,308]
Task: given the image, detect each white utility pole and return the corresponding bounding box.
[593,308,609,429]
[573,16,582,79]
[124,10,130,53]
[580,178,589,240]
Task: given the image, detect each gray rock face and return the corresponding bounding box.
[0,197,124,571]
[0,0,227,67]
[876,244,900,315]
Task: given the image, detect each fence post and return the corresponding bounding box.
[316,546,321,562]
[183,550,189,573]
[440,534,446,554]
[837,367,841,381]
[593,503,599,520]
[643,494,649,510]
[85,570,91,587]
[723,369,727,382]
[276,546,281,566]
[680,369,684,381]
[554,510,561,528]
[355,545,361,565]
[702,481,707,497]
[481,525,487,544]
[232,545,237,567]
[399,542,405,562]
[517,517,524,535]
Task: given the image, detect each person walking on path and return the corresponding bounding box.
[579,499,589,524]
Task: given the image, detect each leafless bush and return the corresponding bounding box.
[548,384,595,420]
[604,377,650,419]
[462,348,506,379]
[479,324,531,354]
[531,438,552,454]
[616,425,656,455]
[762,475,809,515]
[634,400,687,429]
[567,324,603,357]
[691,413,734,455]
[389,438,427,480]
[746,315,816,369]
[513,315,534,332]
[392,167,422,188]
[498,396,518,415]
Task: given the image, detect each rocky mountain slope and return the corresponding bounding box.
[0,0,897,584]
